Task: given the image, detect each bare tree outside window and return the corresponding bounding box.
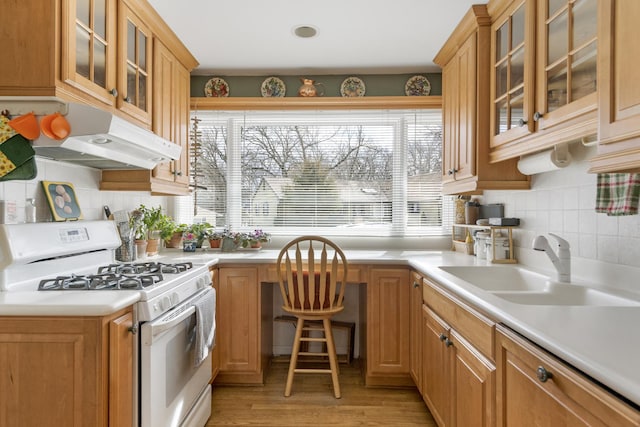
[189,110,448,236]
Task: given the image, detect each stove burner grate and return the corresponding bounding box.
[38,272,164,291]
[98,261,193,275]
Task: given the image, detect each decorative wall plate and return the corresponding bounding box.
[261,77,286,97]
[404,75,431,96]
[340,76,366,97]
[204,77,230,97]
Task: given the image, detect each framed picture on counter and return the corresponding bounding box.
[41,181,83,221]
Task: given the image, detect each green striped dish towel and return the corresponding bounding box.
[595,173,640,216]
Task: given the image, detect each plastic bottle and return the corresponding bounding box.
[25,198,36,223]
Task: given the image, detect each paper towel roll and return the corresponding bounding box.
[517,145,572,175]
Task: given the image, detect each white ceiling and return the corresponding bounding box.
[148,0,485,76]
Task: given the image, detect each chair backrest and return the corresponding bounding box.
[276,236,348,314]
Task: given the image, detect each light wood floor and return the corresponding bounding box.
[206,359,437,426]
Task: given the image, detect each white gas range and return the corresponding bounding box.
[0,220,215,427]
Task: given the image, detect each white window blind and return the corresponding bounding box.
[185,109,453,237]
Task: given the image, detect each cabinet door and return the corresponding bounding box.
[441,58,459,186]
[535,0,597,131]
[450,329,495,427]
[409,272,423,392]
[422,306,451,427]
[491,0,536,148]
[152,40,178,184]
[172,61,191,186]
[218,267,260,376]
[109,310,134,427]
[366,268,411,385]
[591,0,640,172]
[117,1,152,126]
[496,326,640,427]
[62,0,118,106]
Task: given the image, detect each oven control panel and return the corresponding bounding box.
[58,227,89,243]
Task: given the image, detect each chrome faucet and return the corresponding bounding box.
[532,233,571,283]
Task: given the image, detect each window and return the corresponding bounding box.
[185,109,453,237]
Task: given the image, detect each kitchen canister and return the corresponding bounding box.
[474,231,491,260]
[486,235,510,263]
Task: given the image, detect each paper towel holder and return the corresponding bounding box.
[517,144,572,175]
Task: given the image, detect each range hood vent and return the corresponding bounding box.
[27,102,182,170]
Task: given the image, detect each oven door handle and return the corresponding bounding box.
[150,305,195,338]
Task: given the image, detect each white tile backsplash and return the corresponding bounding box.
[0,158,168,223]
[482,143,640,269]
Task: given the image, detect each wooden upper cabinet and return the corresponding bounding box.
[589,0,640,173]
[535,0,598,132]
[434,4,529,194]
[61,0,118,107]
[488,0,598,163]
[117,1,152,127]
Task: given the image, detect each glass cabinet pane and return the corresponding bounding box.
[547,9,568,64]
[94,39,107,87]
[94,0,106,39]
[76,25,90,79]
[548,0,564,16]
[510,47,525,89]
[127,21,136,63]
[76,0,90,26]
[138,74,147,109]
[547,61,568,111]
[127,64,137,105]
[495,98,508,135]
[571,41,597,102]
[573,0,597,48]
[496,60,508,98]
[496,22,509,61]
[138,32,147,71]
[512,5,525,47]
[509,87,525,128]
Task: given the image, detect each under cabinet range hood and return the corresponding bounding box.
[30,103,182,170]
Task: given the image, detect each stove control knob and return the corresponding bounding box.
[170,292,180,305]
[160,296,172,312]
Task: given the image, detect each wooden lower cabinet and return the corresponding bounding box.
[410,270,424,393]
[496,325,640,427]
[362,267,412,387]
[0,307,134,427]
[215,266,272,385]
[422,305,495,427]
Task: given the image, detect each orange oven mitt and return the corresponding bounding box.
[0,134,35,178]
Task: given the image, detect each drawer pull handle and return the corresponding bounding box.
[536,366,552,382]
[444,338,453,347]
[439,333,447,342]
[413,282,420,288]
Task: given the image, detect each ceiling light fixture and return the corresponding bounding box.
[293,25,318,38]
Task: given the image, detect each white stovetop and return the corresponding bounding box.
[1,248,639,407]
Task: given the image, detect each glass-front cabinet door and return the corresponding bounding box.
[62,0,117,106]
[117,1,152,126]
[490,0,535,148]
[536,0,597,131]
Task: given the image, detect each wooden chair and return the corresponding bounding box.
[276,236,348,398]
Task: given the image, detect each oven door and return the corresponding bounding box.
[140,289,213,427]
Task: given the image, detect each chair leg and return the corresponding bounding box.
[285,317,305,397]
[323,318,341,399]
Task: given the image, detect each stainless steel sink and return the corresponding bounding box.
[437,265,640,307]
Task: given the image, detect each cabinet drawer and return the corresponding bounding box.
[496,325,640,426]
[423,277,495,359]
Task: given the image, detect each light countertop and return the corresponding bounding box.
[1,248,639,407]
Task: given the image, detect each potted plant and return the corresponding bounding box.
[204,229,224,249]
[246,229,270,248]
[131,205,168,256]
[220,229,240,252]
[187,222,212,248]
[159,217,182,249]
